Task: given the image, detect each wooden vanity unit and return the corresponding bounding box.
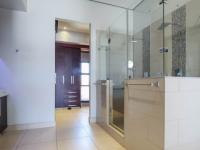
[0,92,8,133]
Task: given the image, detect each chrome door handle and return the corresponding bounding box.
[67,91,77,94]
[63,75,65,84]
[71,76,73,85]
[68,95,77,98]
[72,76,75,85]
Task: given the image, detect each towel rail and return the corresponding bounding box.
[126,81,160,87]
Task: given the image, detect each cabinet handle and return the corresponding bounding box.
[126,82,160,87]
[72,76,75,85]
[67,91,77,94]
[71,76,73,85]
[68,95,77,98]
[63,76,65,84]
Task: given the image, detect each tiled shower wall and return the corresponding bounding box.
[172,6,186,76]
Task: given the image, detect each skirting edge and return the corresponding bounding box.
[7,121,56,131]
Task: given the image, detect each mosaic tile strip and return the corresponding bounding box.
[172,5,186,76]
[142,26,150,76]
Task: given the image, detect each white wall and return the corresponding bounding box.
[0,0,123,126]
[56,30,90,45]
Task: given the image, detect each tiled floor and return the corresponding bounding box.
[0,107,126,150]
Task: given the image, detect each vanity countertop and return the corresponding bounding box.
[0,90,8,98]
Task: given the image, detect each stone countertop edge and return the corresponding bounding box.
[0,90,8,98]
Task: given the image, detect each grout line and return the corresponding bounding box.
[55,120,59,150]
[15,130,27,150]
[88,133,101,150]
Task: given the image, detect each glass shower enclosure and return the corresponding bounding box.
[107,10,128,132]
[105,0,165,133]
[97,0,200,134]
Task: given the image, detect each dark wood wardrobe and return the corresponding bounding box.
[55,43,81,108]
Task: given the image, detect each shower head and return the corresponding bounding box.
[157,22,172,30]
[157,22,181,30]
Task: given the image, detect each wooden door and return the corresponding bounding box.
[55,43,81,108]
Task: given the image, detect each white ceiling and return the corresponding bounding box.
[91,0,144,9]
[0,0,27,11]
[134,0,160,13]
[58,20,90,34]
[91,0,161,13]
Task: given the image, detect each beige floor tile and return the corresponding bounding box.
[57,137,97,150]
[16,141,57,150]
[0,107,126,150]
[56,127,89,141]
[56,119,86,130]
[0,130,24,149]
[19,127,56,145]
[91,133,125,150]
[84,124,109,136]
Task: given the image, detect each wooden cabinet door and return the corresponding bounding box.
[55,43,81,108]
[65,48,81,107]
[0,96,7,133]
[55,45,67,108]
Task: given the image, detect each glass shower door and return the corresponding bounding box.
[108,10,128,132]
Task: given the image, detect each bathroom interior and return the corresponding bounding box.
[96,0,200,149]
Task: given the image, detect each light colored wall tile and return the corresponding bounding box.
[125,78,164,150]
[165,121,179,149]
[165,77,200,150]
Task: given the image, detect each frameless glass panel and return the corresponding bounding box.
[163,0,200,77]
[185,0,200,77]
[163,11,173,76]
[132,0,164,78]
[128,10,134,79]
[81,86,89,101]
[96,30,110,80]
[108,10,127,132]
[81,62,89,74]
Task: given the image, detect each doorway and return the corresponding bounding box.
[55,19,90,111]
